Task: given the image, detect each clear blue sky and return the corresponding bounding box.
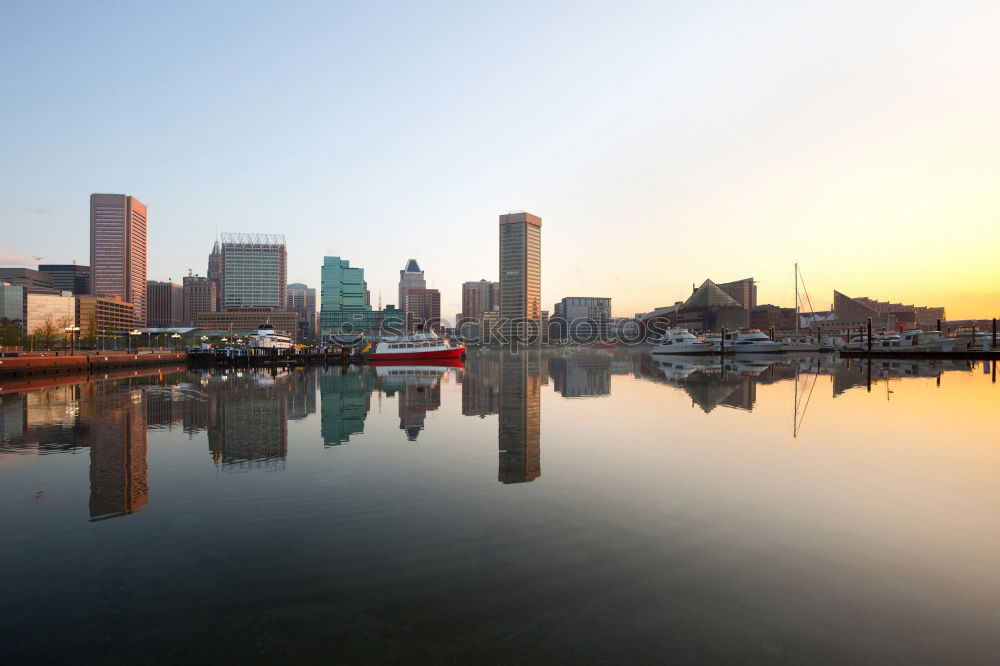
[2,1,998,319]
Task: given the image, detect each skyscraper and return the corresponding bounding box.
[182,275,216,327]
[146,281,184,328]
[405,288,441,331]
[287,282,317,343]
[461,279,500,322]
[398,259,426,327]
[499,212,542,339]
[321,256,404,338]
[90,193,147,326]
[207,241,223,311]
[220,233,287,310]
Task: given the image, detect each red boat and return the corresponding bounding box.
[368,333,466,362]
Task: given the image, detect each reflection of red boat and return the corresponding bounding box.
[594,342,617,348]
[369,332,466,361]
[369,358,464,368]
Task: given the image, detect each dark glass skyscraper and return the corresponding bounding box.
[499,212,541,339]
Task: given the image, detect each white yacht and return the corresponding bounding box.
[781,335,844,352]
[651,329,715,355]
[248,324,294,350]
[877,329,968,353]
[723,329,784,353]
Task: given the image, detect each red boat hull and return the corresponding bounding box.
[368,347,466,362]
[369,358,465,368]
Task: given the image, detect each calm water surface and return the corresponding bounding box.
[2,351,999,664]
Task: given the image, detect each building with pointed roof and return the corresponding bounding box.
[207,240,222,311]
[398,259,426,328]
[676,279,750,332]
[832,290,945,330]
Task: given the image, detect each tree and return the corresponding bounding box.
[32,315,59,350]
[55,314,75,350]
[0,321,25,349]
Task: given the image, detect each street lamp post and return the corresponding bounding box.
[171,332,181,349]
[129,329,141,354]
[64,325,80,355]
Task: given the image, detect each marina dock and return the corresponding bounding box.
[0,352,189,379]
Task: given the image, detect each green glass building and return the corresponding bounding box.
[319,256,404,340]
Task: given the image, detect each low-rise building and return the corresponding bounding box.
[749,304,797,332]
[0,268,55,291]
[0,283,24,326]
[194,307,297,338]
[550,297,611,341]
[25,292,76,335]
[833,291,946,329]
[38,264,91,294]
[76,295,136,339]
[320,306,404,340]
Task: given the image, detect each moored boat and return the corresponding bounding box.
[248,323,294,350]
[724,329,784,354]
[369,332,465,361]
[781,335,844,352]
[875,329,968,353]
[651,329,715,355]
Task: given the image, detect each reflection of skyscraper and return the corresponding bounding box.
[548,354,611,398]
[206,374,289,470]
[396,375,441,441]
[82,390,149,521]
[319,367,373,445]
[462,353,501,417]
[146,388,184,429]
[498,352,541,483]
[287,369,318,421]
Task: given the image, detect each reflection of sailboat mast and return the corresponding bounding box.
[793,361,819,438]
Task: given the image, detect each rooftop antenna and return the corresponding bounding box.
[378,289,382,310]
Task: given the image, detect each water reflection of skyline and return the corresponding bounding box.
[634,352,992,413]
[1,377,158,521]
[1,353,994,521]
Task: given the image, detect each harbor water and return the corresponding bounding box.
[2,350,999,664]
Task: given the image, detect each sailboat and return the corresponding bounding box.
[781,263,842,352]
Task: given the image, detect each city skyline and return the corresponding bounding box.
[1,3,999,319]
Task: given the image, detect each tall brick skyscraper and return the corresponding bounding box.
[90,193,148,326]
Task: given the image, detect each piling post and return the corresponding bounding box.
[993,318,997,349]
[867,318,873,352]
[936,319,941,332]
[721,327,726,355]
[866,358,872,392]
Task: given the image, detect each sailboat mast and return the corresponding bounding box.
[794,263,799,336]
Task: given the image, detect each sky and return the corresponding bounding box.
[1,0,998,320]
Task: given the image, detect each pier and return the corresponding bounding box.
[840,349,1000,360]
[0,352,189,379]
